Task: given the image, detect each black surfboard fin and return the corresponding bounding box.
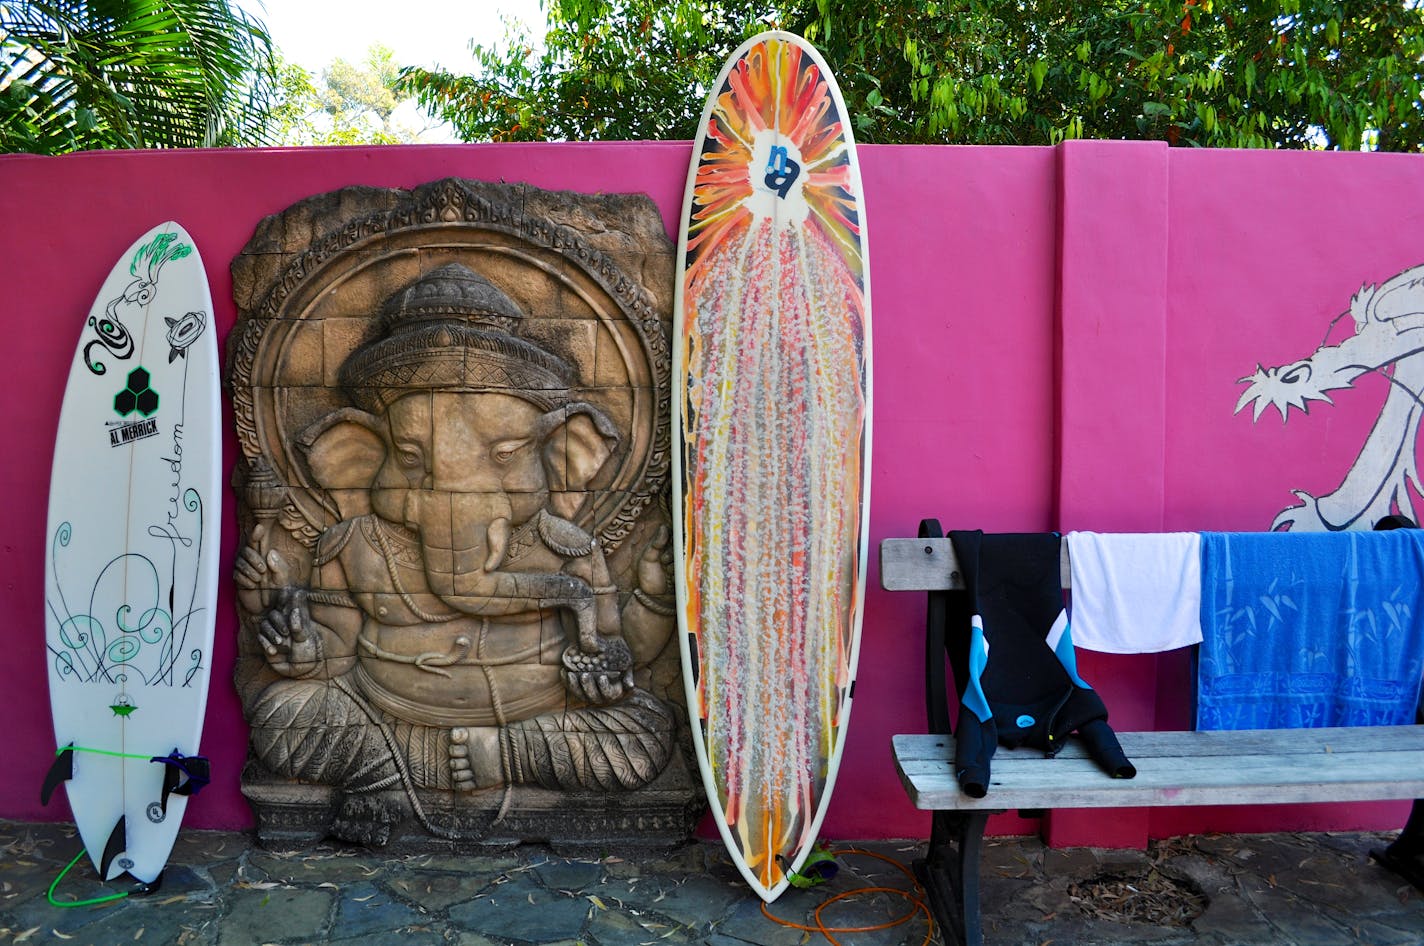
[41,744,75,806]
[99,816,126,879]
[150,750,211,818]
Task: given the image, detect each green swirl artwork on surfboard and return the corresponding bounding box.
[48,487,209,690]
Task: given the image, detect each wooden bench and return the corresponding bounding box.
[881,532,1424,946]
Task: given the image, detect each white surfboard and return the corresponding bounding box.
[43,222,220,887]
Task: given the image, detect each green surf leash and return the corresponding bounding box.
[60,745,156,761]
[48,848,129,908]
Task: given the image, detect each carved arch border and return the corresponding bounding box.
[228,178,672,552]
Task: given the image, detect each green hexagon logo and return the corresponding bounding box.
[114,366,158,417]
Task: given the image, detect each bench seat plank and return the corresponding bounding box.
[894,727,1424,811]
[896,725,1424,761]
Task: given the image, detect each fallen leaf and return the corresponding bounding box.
[587,895,607,910]
[52,932,74,941]
[14,927,41,943]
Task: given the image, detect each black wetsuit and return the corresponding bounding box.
[947,530,1136,798]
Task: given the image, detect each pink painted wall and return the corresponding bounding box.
[4,140,1422,847]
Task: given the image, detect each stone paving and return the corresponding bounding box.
[1,820,1421,945]
[978,831,1423,945]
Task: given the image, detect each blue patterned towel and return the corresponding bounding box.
[1197,531,1424,731]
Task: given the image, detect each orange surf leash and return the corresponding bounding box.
[760,848,936,946]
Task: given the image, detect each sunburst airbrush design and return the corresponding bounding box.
[685,37,862,287]
[678,34,870,900]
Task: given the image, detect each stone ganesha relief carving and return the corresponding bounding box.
[227,179,692,846]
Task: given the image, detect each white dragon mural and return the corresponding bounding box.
[1236,262,1424,531]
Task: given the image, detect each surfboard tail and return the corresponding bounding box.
[89,814,164,895]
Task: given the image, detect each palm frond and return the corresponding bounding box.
[0,0,278,153]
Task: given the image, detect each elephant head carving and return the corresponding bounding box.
[298,263,621,649]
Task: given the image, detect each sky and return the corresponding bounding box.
[235,0,547,74]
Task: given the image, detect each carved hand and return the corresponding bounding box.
[235,522,300,613]
[257,588,325,678]
[561,637,635,705]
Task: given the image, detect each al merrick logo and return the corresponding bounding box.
[109,366,160,447]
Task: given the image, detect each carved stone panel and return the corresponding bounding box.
[227,179,697,849]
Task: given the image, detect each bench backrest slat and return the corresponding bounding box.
[880,536,1072,591]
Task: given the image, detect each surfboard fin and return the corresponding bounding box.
[41,744,75,806]
[150,750,211,818]
[99,816,126,879]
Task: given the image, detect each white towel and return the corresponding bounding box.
[1066,531,1203,654]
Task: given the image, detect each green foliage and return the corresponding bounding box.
[807,0,1424,148]
[400,0,1424,150]
[0,0,280,153]
[398,0,772,141]
[275,45,424,146]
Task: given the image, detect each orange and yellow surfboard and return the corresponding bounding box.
[672,31,872,902]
